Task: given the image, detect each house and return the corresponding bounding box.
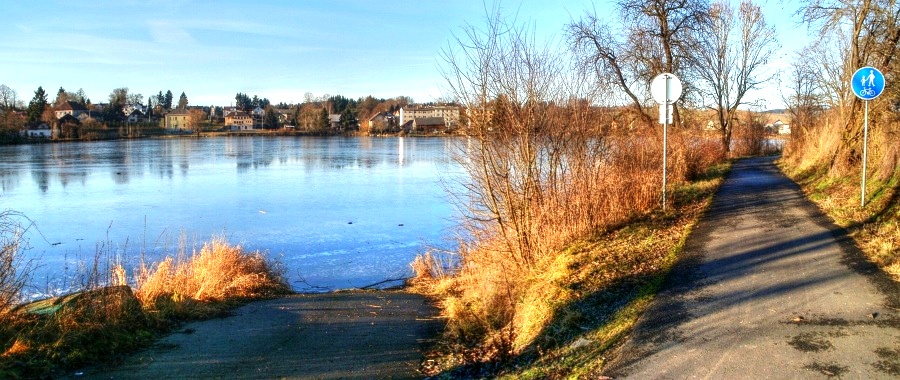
[397,105,461,129]
[56,114,81,138]
[399,120,414,133]
[55,101,89,119]
[368,112,397,132]
[413,117,447,134]
[126,109,144,123]
[57,114,80,126]
[768,120,791,135]
[225,111,254,130]
[165,108,190,130]
[778,124,792,135]
[123,103,146,117]
[329,114,341,129]
[276,109,292,124]
[23,123,54,138]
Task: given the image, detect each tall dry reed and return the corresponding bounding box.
[134,237,289,318]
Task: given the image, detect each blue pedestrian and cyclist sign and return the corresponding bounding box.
[852,67,885,100]
[851,66,887,207]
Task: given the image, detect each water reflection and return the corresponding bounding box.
[0,136,459,295]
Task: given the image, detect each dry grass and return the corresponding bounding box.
[0,237,290,377]
[413,126,724,373]
[781,111,900,280]
[0,286,150,378]
[134,237,290,320]
[415,163,729,377]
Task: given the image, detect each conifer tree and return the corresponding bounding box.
[55,87,68,106]
[177,92,188,109]
[26,86,48,124]
[164,90,173,110]
[317,107,329,132]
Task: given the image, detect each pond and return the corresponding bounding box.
[0,136,461,297]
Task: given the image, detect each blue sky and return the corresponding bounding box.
[1,1,805,108]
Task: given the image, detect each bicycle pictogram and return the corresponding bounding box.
[852,67,885,100]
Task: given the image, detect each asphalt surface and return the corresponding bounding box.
[606,156,899,379]
[84,291,441,379]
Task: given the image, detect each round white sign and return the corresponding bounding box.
[650,73,683,103]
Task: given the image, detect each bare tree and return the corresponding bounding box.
[568,0,706,129]
[800,0,900,172]
[691,0,778,155]
[442,4,575,267]
[187,109,206,135]
[782,46,826,147]
[127,92,144,107]
[0,84,18,110]
[108,87,129,107]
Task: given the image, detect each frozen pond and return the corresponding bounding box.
[0,136,460,296]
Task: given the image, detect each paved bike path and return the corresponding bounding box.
[84,291,441,379]
[606,156,899,378]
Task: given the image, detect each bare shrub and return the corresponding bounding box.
[732,111,769,157]
[874,117,900,181]
[670,129,725,182]
[0,211,34,315]
[419,5,724,364]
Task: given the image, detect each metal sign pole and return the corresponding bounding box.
[663,76,669,211]
[862,100,869,207]
[850,66,885,208]
[650,72,682,212]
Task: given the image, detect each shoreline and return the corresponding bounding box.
[6,129,462,146]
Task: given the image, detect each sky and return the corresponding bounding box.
[1,1,807,109]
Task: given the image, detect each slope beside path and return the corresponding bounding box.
[606,156,899,378]
[82,291,441,379]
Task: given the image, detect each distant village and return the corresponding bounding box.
[1,85,791,143]
[16,100,464,141]
[16,102,791,142]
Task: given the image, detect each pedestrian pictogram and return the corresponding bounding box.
[851,67,885,100]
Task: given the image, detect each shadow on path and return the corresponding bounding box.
[605,156,900,379]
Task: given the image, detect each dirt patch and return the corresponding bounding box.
[80,290,441,379]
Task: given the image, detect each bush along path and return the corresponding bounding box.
[604,156,900,378]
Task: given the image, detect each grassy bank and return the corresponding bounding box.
[779,160,900,280]
[414,163,730,378]
[0,238,290,379]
